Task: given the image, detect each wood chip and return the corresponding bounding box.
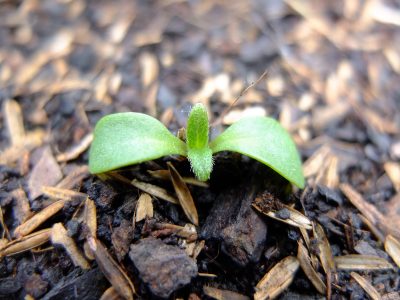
[192,240,205,259]
[130,178,178,204]
[223,106,266,125]
[144,81,158,117]
[313,222,335,298]
[0,229,51,258]
[358,214,385,243]
[135,193,153,222]
[107,15,135,44]
[203,286,250,300]
[313,222,336,274]
[0,239,8,251]
[140,52,158,88]
[383,193,400,239]
[252,203,312,230]
[14,199,66,238]
[320,155,339,189]
[0,207,10,240]
[88,237,135,300]
[95,73,112,104]
[340,183,400,239]
[51,223,90,269]
[84,197,97,238]
[370,1,400,29]
[254,256,300,300]
[43,79,92,96]
[297,241,326,294]
[133,26,162,47]
[100,286,124,300]
[167,162,199,226]
[3,99,25,146]
[28,146,63,199]
[83,197,97,260]
[384,162,400,192]
[11,188,32,225]
[42,186,88,202]
[198,273,218,278]
[56,133,93,162]
[302,145,330,178]
[384,235,400,268]
[335,255,393,270]
[384,47,400,73]
[350,272,381,300]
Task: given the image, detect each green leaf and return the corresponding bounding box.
[186,103,209,149]
[89,112,187,174]
[186,103,213,181]
[209,116,305,188]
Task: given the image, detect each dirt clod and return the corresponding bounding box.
[87,181,117,211]
[111,219,133,261]
[202,175,268,266]
[129,237,197,298]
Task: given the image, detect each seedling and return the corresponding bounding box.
[89,104,305,188]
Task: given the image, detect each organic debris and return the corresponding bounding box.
[334,255,394,271]
[254,256,300,300]
[129,237,197,298]
[168,162,199,225]
[51,223,89,269]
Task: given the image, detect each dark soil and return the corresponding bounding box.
[0,1,399,299]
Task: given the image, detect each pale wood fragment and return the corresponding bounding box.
[297,241,326,294]
[168,162,199,226]
[384,235,400,268]
[335,255,393,270]
[3,99,25,146]
[340,183,400,239]
[204,286,250,300]
[135,193,153,222]
[0,229,51,258]
[88,237,135,300]
[14,200,66,238]
[351,272,381,300]
[56,133,93,162]
[254,256,299,300]
[51,223,90,269]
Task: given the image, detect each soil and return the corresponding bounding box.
[0,0,400,299]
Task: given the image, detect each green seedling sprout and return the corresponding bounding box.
[89,103,305,188]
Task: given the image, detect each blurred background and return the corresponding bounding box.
[1,0,399,204]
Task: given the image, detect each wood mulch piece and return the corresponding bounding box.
[0,0,399,299]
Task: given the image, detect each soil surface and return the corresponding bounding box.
[0,1,400,299]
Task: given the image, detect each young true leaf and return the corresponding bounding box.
[209,116,304,188]
[89,113,186,174]
[186,104,213,181]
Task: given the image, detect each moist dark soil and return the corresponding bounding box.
[0,1,399,299]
